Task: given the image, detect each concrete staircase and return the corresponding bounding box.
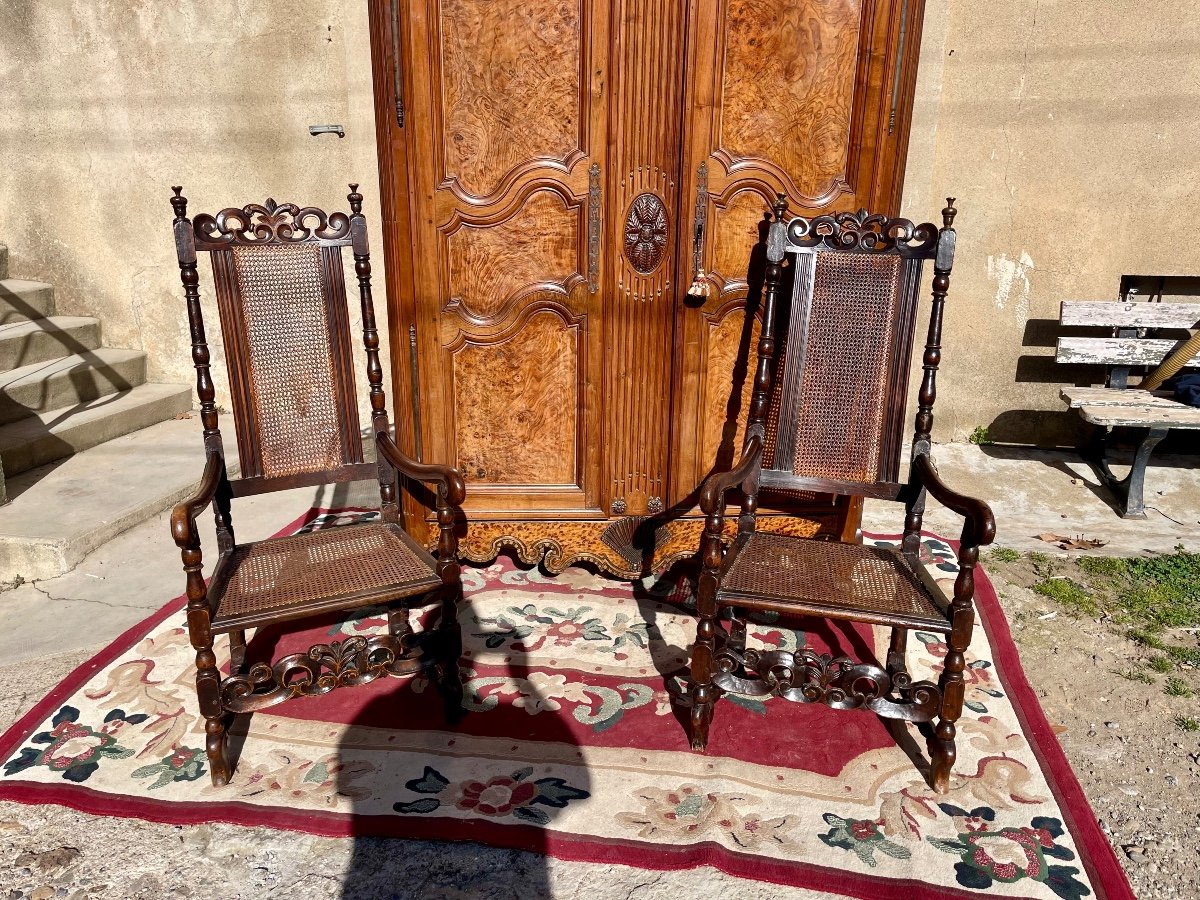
[0,243,199,580]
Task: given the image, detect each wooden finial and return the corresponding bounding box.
[348,183,363,215]
[942,198,958,229]
[772,193,789,222]
[170,186,188,221]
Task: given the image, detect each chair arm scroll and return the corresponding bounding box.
[699,435,763,515]
[376,433,466,507]
[912,454,996,548]
[170,452,224,549]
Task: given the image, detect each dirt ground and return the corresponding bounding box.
[0,558,1195,899]
[983,554,1200,900]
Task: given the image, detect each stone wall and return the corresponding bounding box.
[4,1,1199,447]
[904,0,1200,444]
[0,1,384,423]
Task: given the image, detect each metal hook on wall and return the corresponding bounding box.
[308,125,345,139]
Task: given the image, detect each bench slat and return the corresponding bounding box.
[1060,387,1200,428]
[1055,337,1200,366]
[1061,301,1200,328]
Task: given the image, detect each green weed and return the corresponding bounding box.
[990,547,1020,564]
[969,426,992,445]
[1164,676,1193,698]
[1127,627,1167,650]
[1176,716,1200,732]
[1115,669,1154,685]
[1148,655,1174,674]
[1077,556,1126,578]
[1032,578,1099,616]
[1166,645,1200,668]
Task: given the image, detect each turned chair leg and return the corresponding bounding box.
[194,642,230,787]
[929,639,967,794]
[387,605,413,650]
[727,609,747,656]
[229,630,248,675]
[886,627,908,678]
[690,594,722,751]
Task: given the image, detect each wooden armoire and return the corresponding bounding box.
[367,0,926,578]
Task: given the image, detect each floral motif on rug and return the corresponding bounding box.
[0,509,1132,899]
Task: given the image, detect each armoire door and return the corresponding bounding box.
[669,0,925,507]
[377,0,613,522]
[369,0,926,574]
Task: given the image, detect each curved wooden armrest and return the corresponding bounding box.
[912,454,996,547]
[170,452,224,548]
[376,433,466,507]
[698,435,763,515]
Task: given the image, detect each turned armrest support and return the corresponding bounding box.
[376,433,466,508]
[170,452,224,549]
[912,454,996,548]
[699,435,763,516]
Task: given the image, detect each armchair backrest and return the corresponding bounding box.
[753,199,957,501]
[171,186,389,496]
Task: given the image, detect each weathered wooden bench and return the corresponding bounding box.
[1057,299,1200,518]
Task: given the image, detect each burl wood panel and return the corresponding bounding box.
[451,309,578,485]
[700,305,763,475]
[711,190,771,287]
[720,0,861,202]
[446,189,581,321]
[440,0,583,199]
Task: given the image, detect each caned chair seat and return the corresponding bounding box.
[209,523,441,632]
[718,532,952,634]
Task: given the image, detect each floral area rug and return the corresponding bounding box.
[0,509,1132,900]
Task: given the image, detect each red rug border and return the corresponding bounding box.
[966,559,1134,900]
[0,512,1133,900]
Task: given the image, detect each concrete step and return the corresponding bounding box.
[0,279,55,325]
[0,383,193,477]
[0,348,147,426]
[0,418,236,582]
[0,316,102,371]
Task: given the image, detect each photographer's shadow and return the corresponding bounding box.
[337,568,590,899]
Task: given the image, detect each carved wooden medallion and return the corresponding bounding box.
[623,192,669,274]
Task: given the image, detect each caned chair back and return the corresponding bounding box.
[174,196,367,486]
[760,208,951,499]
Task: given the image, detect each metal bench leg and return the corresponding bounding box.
[1119,427,1168,519]
[1086,426,1168,519]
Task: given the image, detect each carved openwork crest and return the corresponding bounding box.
[192,196,352,247]
[787,208,938,256]
[623,192,669,274]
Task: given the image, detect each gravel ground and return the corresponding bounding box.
[2,563,1193,899]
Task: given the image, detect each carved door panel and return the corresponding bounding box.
[670,0,924,506]
[599,0,690,518]
[393,0,611,519]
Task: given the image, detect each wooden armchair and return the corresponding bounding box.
[169,185,466,786]
[688,196,996,794]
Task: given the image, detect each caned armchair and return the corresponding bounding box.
[688,196,996,793]
[170,185,466,786]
